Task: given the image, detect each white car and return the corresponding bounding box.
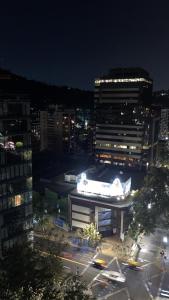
[101,271,126,283]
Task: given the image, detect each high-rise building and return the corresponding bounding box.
[31,107,41,153]
[0,93,32,256]
[153,90,169,141]
[153,90,169,166]
[159,109,169,141]
[94,68,158,168]
[40,105,75,153]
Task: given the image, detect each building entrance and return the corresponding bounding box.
[97,207,112,236]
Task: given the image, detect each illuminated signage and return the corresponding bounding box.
[77,173,131,198]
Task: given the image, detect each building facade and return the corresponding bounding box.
[69,167,134,238]
[0,93,32,256]
[39,105,75,153]
[159,109,169,141]
[94,68,158,168]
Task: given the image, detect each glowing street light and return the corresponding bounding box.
[163,236,168,243]
[148,203,152,209]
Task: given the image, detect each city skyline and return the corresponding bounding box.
[0,1,169,91]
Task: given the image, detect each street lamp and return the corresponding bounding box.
[163,236,168,243]
[148,203,152,209]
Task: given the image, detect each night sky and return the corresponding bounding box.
[0,0,169,91]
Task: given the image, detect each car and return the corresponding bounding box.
[92,259,107,269]
[101,271,126,283]
[127,259,142,270]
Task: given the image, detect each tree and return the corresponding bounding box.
[32,191,45,222]
[82,223,101,247]
[129,167,169,237]
[157,141,169,168]
[59,273,93,300]
[0,242,94,300]
[45,189,69,221]
[0,242,62,300]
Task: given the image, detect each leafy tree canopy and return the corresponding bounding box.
[82,223,101,246]
[0,242,94,300]
[0,242,62,300]
[129,167,169,237]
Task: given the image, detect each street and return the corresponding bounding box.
[35,227,169,299]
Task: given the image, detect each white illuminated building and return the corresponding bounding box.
[77,172,131,199]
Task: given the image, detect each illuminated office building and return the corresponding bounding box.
[0,93,32,256]
[94,68,158,168]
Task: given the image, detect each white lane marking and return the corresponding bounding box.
[88,257,116,289]
[94,278,108,284]
[156,270,166,300]
[63,265,71,269]
[98,287,131,300]
[115,257,123,274]
[80,253,98,276]
[144,283,154,300]
[160,289,169,294]
[151,273,161,279]
[160,292,169,298]
[107,256,117,268]
[92,273,101,284]
[142,262,154,268]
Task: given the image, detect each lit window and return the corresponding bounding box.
[104,160,111,164]
[99,154,111,159]
[95,78,152,85]
[113,145,127,149]
[119,145,127,149]
[15,195,22,206]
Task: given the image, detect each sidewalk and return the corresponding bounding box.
[34,230,96,254]
[100,235,135,261]
[34,226,137,261]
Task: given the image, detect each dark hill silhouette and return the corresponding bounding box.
[0,68,93,109]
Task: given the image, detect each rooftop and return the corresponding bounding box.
[69,165,145,207]
[83,165,145,190]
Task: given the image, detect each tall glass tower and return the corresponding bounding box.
[0,93,32,256]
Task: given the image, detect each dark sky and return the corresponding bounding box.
[0,0,169,91]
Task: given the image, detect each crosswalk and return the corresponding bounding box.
[160,289,169,298]
[88,257,123,289]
